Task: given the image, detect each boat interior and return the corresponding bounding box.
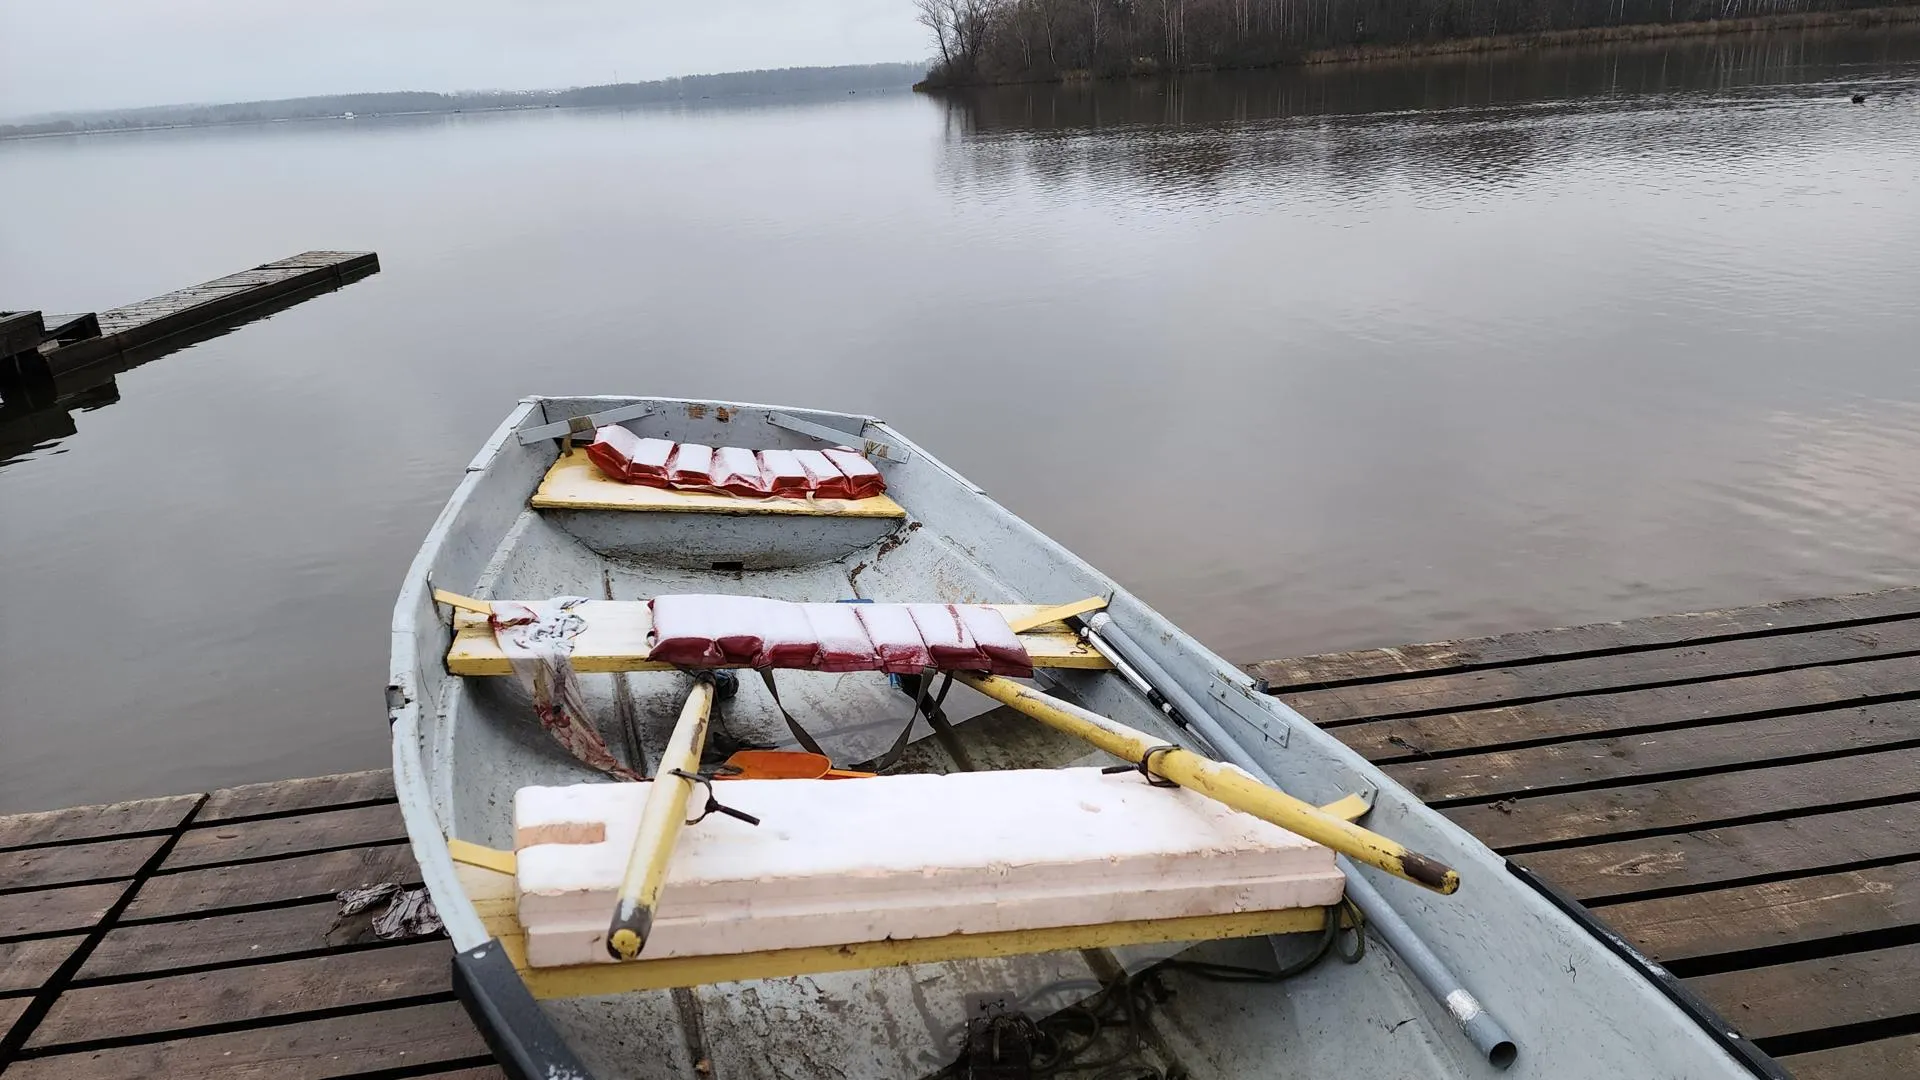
[388,396,1760,1079]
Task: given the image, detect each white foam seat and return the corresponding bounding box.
[514,767,1345,969]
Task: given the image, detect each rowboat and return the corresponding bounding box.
[388,396,1774,1080]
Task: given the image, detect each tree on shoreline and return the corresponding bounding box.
[913,0,1889,86]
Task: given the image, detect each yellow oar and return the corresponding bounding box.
[607,676,717,960]
[952,673,1460,895]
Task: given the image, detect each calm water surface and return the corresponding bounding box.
[4,29,1920,812]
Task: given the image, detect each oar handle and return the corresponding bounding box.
[606,676,716,961]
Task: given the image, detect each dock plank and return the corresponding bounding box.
[0,935,84,994]
[1601,862,1920,965]
[1383,701,1920,803]
[0,795,200,852]
[196,770,394,824]
[165,803,407,870]
[1281,618,1920,724]
[5,1000,485,1080]
[78,900,381,981]
[1249,588,1920,689]
[0,835,167,892]
[1779,1034,1920,1080]
[0,882,128,939]
[122,843,417,921]
[1445,747,1920,850]
[1335,652,1920,761]
[27,940,452,1048]
[2,995,28,1042]
[1516,802,1920,903]
[1685,942,1920,1041]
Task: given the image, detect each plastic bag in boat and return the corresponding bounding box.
[757,449,812,498]
[908,604,990,671]
[958,606,1033,678]
[801,603,881,672]
[821,448,886,499]
[491,599,641,780]
[856,604,933,673]
[709,447,770,496]
[667,443,714,488]
[794,449,852,500]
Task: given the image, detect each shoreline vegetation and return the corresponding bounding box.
[911,1,1920,88]
[0,63,924,141]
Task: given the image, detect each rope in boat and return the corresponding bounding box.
[934,898,1367,1079]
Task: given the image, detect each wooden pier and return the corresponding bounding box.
[0,250,379,464]
[2,250,378,382]
[1254,587,1920,1079]
[0,772,493,1079]
[2,588,1916,1077]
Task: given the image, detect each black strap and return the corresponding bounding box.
[1103,743,1182,788]
[668,769,762,826]
[850,671,953,774]
[756,670,829,758]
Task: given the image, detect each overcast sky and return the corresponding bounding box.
[0,0,928,118]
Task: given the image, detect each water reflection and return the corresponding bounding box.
[935,27,1920,203]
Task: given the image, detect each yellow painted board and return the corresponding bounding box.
[484,906,1327,999]
[532,450,907,519]
[447,602,1110,675]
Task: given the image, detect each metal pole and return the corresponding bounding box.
[1082,612,1518,1070]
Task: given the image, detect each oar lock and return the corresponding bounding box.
[1101,743,1183,788]
[667,768,762,827]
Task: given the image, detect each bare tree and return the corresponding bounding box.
[916,0,956,70]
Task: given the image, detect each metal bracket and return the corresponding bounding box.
[1206,677,1291,750]
[516,403,657,445]
[766,411,911,462]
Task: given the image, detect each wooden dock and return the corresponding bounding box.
[1253,587,1920,1079]
[2,588,1916,1077]
[0,250,379,464]
[2,250,378,382]
[0,771,495,1079]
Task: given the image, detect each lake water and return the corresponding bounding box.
[4,28,1920,812]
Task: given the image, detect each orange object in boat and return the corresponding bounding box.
[717,749,874,780]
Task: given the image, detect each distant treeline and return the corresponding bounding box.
[912,0,1918,85]
[0,63,926,139]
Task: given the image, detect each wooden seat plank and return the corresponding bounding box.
[1280,618,1920,724]
[1778,1034,1920,1080]
[0,794,200,852]
[123,843,417,921]
[26,940,453,1049]
[197,770,395,824]
[1684,942,1920,1041]
[1384,701,1920,803]
[1443,747,1920,851]
[1249,588,1920,690]
[165,803,407,870]
[0,935,85,994]
[4,1000,485,1080]
[0,882,128,939]
[1335,653,1920,762]
[1516,802,1920,904]
[447,602,1109,675]
[533,449,906,518]
[0,834,166,891]
[1600,862,1920,965]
